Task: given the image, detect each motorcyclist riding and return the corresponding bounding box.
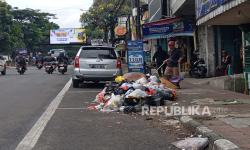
[36,53,44,65]
[57,52,68,72]
[57,52,68,65]
[15,54,27,70]
[43,55,56,64]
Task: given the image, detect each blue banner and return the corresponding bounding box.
[127,41,145,73]
[142,18,193,40]
[197,0,232,18]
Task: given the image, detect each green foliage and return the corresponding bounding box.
[80,0,130,42]
[0,1,59,54]
[0,1,13,53]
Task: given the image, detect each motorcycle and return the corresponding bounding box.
[36,61,43,69]
[45,62,56,74]
[58,62,67,74]
[189,50,207,78]
[17,64,26,75]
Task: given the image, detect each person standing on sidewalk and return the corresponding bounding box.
[164,40,183,79]
[153,46,168,77]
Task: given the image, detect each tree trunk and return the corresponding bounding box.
[104,26,108,43]
[110,23,115,44]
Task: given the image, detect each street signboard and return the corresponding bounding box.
[50,28,86,44]
[127,41,144,73]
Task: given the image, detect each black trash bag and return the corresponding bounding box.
[124,98,141,106]
[123,106,136,114]
[145,94,164,106]
[105,82,119,93]
[159,90,175,101]
[114,88,127,95]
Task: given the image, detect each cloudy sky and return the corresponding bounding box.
[6,0,93,28]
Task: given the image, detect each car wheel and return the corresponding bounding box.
[72,79,80,88]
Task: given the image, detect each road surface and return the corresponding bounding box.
[0,67,71,150]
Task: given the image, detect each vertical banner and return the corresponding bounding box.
[127,40,145,73]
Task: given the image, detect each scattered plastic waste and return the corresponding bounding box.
[88,73,177,113]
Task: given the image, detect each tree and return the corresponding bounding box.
[0,1,13,53]
[80,0,130,43]
[0,1,59,54]
[11,8,59,51]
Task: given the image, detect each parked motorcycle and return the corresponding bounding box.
[58,63,67,74]
[189,50,207,78]
[45,62,56,74]
[17,65,26,75]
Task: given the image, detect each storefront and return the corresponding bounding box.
[142,17,194,72]
[196,0,250,76]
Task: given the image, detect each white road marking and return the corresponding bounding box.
[68,90,100,93]
[15,79,72,150]
[57,107,87,110]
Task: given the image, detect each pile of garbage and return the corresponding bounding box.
[88,73,177,113]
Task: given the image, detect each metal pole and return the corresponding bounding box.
[135,0,141,40]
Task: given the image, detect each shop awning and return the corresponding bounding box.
[142,17,194,40]
[196,0,248,25]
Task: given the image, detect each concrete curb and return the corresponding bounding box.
[179,116,241,150]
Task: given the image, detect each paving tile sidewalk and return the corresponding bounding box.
[177,78,250,150]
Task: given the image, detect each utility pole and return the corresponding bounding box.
[135,0,141,40]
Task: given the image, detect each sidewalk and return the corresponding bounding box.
[177,78,250,149]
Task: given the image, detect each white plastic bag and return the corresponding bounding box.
[149,76,158,82]
[132,83,144,90]
[135,77,148,85]
[127,89,147,98]
[102,94,123,111]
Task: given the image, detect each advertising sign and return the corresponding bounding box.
[127,41,144,73]
[142,18,193,40]
[50,28,86,44]
[196,0,233,18]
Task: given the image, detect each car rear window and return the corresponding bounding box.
[80,47,117,59]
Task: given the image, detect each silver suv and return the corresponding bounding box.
[72,46,122,88]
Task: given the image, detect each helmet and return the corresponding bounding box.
[168,41,175,49]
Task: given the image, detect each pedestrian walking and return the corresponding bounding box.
[153,46,168,77]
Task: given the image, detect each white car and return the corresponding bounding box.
[0,55,7,75]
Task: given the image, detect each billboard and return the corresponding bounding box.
[50,28,86,44]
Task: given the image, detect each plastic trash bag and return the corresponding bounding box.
[120,83,133,91]
[94,88,106,103]
[127,89,148,98]
[132,83,144,90]
[115,76,125,83]
[149,75,158,83]
[135,77,148,85]
[125,89,134,97]
[103,94,124,111]
[145,88,156,96]
[172,138,209,150]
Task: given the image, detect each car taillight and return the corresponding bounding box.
[74,56,80,68]
[116,58,122,69]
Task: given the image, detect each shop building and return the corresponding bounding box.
[196,0,250,76]
[142,0,195,73]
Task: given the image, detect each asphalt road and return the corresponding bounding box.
[0,67,71,150]
[34,83,190,150]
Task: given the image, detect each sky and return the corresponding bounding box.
[6,0,93,28]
